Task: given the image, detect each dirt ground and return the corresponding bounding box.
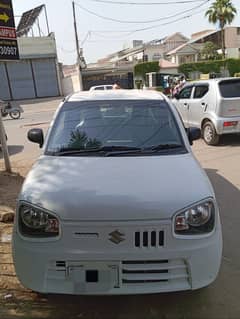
[0,165,38,318]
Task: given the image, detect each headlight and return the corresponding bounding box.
[19,204,60,238]
[174,200,215,235]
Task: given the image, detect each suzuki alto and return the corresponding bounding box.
[13,90,222,295]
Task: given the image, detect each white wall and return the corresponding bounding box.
[160,68,178,75]
[62,75,80,97]
[227,48,240,59]
[145,46,164,61]
[18,35,57,59]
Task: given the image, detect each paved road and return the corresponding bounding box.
[1,98,62,173]
[1,98,240,318]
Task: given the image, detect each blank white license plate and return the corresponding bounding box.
[68,261,120,293]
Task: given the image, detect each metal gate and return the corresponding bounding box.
[32,59,59,97]
[7,61,36,99]
[0,58,60,100]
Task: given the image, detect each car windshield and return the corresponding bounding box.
[46,99,185,156]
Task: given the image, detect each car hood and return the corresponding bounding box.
[20,154,214,221]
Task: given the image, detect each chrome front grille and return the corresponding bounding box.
[122,259,189,285]
[134,231,164,248]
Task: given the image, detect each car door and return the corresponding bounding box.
[173,85,193,127]
[188,84,209,127]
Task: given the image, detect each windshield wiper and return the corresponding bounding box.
[105,144,184,156]
[149,143,183,151]
[51,144,184,157]
[52,146,142,156]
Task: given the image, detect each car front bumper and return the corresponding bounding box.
[12,219,222,295]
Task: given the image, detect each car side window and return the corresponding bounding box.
[178,86,193,99]
[193,85,209,99]
[95,87,104,90]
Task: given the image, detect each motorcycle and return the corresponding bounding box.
[0,101,24,120]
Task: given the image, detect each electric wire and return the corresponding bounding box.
[75,0,210,24]
[83,8,206,44]
[86,0,207,5]
[84,7,207,40]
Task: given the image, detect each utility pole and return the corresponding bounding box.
[0,103,11,173]
[72,1,83,91]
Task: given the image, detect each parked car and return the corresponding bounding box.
[172,78,240,145]
[13,90,222,295]
[89,84,114,91]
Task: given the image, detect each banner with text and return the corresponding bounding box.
[0,0,19,60]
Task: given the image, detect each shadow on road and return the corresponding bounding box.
[1,168,240,319]
[218,134,240,147]
[0,145,24,159]
[2,117,24,123]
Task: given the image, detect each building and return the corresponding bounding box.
[63,33,188,91]
[167,27,240,65]
[143,33,189,62]
[0,34,61,100]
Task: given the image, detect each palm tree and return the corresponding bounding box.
[205,0,237,59]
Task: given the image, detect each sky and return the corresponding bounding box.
[12,0,240,65]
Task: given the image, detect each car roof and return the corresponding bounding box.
[67,89,165,102]
[187,77,240,85]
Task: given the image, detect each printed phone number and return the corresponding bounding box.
[0,46,17,55]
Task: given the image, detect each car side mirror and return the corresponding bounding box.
[28,128,44,148]
[174,93,180,100]
[187,127,201,145]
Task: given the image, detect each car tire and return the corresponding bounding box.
[202,121,220,146]
[10,110,21,120]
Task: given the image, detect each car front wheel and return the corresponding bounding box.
[202,121,220,145]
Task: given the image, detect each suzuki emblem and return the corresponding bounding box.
[109,230,125,244]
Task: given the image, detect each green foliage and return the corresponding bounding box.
[226,59,240,76]
[205,0,237,28]
[134,61,159,78]
[205,0,237,58]
[201,41,220,60]
[178,58,240,78]
[178,60,225,77]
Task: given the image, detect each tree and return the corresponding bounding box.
[201,41,220,60]
[205,0,237,59]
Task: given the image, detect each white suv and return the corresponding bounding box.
[13,90,222,295]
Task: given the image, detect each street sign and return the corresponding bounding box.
[0,0,19,60]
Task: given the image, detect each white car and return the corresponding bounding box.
[172,78,240,145]
[89,84,114,91]
[13,90,222,295]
